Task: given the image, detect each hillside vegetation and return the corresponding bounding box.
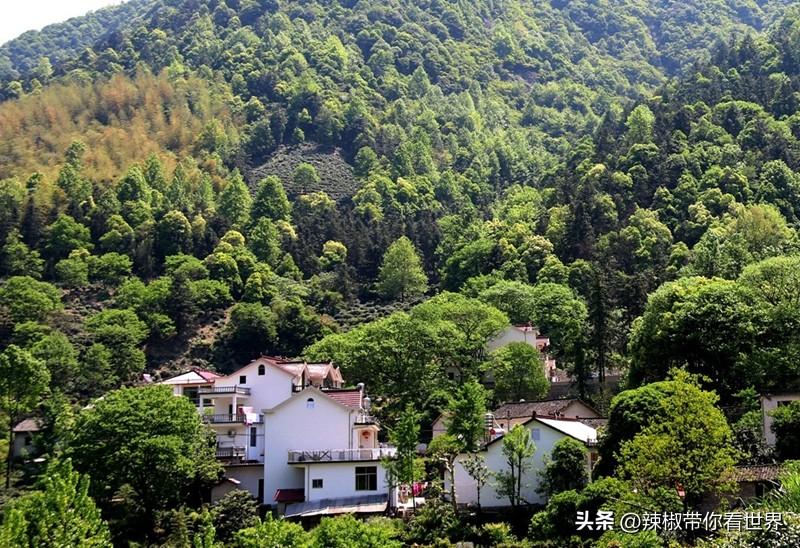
[3,1,800,545]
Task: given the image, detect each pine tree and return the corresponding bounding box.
[251,175,292,222]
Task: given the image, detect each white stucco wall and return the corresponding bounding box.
[452,420,587,508]
[762,393,800,446]
[12,432,34,459]
[303,461,389,502]
[487,326,544,353]
[211,362,297,414]
[263,390,357,505]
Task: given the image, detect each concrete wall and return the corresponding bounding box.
[211,465,263,503]
[762,393,800,446]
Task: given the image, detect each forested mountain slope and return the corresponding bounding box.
[1,0,800,415]
[0,0,158,78]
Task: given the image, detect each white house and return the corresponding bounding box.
[761,392,800,446]
[432,398,604,441]
[264,385,395,517]
[11,418,42,460]
[485,324,560,382]
[160,356,395,515]
[451,417,597,509]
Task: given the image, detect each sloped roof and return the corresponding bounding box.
[485,416,598,447]
[13,418,42,433]
[195,369,222,382]
[731,465,783,483]
[324,388,362,409]
[306,362,344,383]
[160,369,220,385]
[537,417,598,444]
[493,398,600,419]
[284,494,388,517]
[275,488,305,503]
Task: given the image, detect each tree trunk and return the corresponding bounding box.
[6,415,14,489]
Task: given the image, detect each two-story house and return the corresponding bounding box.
[160,356,395,516]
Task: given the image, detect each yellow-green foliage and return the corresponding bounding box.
[0,70,238,181]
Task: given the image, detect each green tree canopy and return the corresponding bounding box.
[488,342,549,403]
[377,236,428,301]
[0,459,111,547]
[69,386,221,539]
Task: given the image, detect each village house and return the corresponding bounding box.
[760,392,800,446]
[444,324,560,384]
[160,356,396,516]
[486,324,559,381]
[431,397,604,439]
[11,418,42,460]
[450,416,599,509]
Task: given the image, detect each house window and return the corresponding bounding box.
[183,387,199,405]
[355,466,377,491]
[239,375,247,384]
[312,479,323,489]
[257,479,264,503]
[203,398,212,407]
[250,427,257,447]
[531,428,541,441]
[258,364,265,376]
[306,398,315,409]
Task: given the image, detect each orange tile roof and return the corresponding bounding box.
[324,389,362,409]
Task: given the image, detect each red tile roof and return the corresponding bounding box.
[324,389,362,409]
[193,369,222,382]
[275,488,305,503]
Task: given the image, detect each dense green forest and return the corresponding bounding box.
[4,0,800,546]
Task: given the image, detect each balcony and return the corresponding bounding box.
[216,446,246,459]
[202,414,262,424]
[198,386,251,396]
[288,447,397,464]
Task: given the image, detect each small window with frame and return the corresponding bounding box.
[312,478,323,489]
[355,466,377,491]
[239,375,247,384]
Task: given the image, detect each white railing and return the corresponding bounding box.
[287,447,397,463]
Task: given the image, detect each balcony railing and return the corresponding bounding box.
[216,446,246,459]
[202,414,262,424]
[198,386,251,396]
[288,447,397,463]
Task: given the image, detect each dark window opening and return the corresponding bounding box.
[183,387,199,405]
[312,478,323,489]
[258,364,265,376]
[355,466,377,491]
[239,375,247,384]
[250,427,257,447]
[257,479,264,503]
